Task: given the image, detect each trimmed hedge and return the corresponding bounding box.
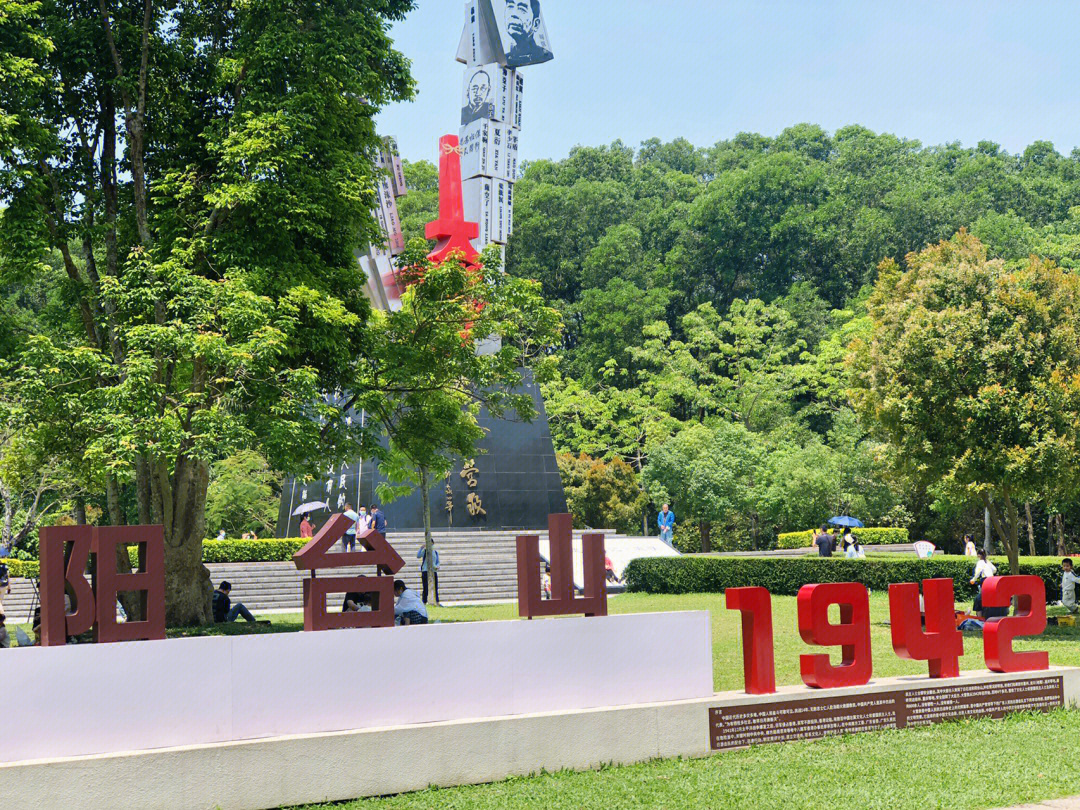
[776,527,909,550]
[2,558,40,579]
[201,539,306,563]
[3,539,310,580]
[624,554,1065,602]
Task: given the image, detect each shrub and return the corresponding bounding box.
[623,554,1064,602]
[776,527,909,549]
[3,559,40,579]
[201,539,306,563]
[4,539,309,580]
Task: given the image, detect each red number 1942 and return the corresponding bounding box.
[726,576,1047,694]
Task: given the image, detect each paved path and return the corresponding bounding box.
[1000,798,1080,809]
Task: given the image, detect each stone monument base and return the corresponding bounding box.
[3,667,1074,810]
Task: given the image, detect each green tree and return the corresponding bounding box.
[850,231,1080,573]
[355,243,561,595]
[641,422,762,552]
[557,453,648,534]
[205,451,280,539]
[0,0,415,624]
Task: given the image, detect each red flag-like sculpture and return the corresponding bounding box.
[425,134,482,266]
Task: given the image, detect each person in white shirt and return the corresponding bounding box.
[970,549,997,616]
[963,534,977,556]
[393,580,428,625]
[845,541,866,559]
[1061,559,1080,614]
[342,503,361,552]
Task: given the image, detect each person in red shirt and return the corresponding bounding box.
[299,516,314,538]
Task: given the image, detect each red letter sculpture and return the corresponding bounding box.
[38,524,165,645]
[293,512,405,631]
[93,526,166,643]
[797,582,872,688]
[517,513,607,618]
[982,575,1049,673]
[726,586,776,694]
[889,578,963,678]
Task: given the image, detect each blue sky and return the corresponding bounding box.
[376,0,1080,166]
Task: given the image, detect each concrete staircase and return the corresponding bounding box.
[1,529,631,618]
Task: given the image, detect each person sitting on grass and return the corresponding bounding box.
[1062,559,1080,614]
[393,579,428,625]
[212,580,256,624]
[342,592,371,613]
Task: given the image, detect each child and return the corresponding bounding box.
[541,564,552,600]
[1062,558,1080,614]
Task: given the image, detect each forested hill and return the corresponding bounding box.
[396,125,1080,551]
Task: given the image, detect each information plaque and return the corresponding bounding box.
[709,676,1063,751]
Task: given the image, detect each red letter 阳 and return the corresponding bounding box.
[38,525,96,646]
[798,582,872,688]
[982,575,1048,673]
[726,586,776,694]
[889,578,963,678]
[92,526,166,643]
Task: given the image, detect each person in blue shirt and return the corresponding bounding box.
[417,543,441,605]
[369,504,387,534]
[658,504,675,547]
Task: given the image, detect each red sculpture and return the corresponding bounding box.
[797,582,872,688]
[982,575,1049,673]
[425,134,481,266]
[516,513,606,618]
[889,578,963,678]
[726,586,776,694]
[38,524,166,645]
[293,512,405,631]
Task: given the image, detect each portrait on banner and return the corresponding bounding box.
[461,67,496,125]
[490,0,553,67]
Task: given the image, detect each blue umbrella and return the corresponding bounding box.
[828,516,865,528]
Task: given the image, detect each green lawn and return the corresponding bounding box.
[289,709,1080,810]
[170,591,1080,692]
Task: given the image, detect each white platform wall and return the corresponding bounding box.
[1,610,712,764]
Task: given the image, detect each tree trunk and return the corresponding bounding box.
[161,458,213,626]
[74,499,87,525]
[1004,495,1021,575]
[700,520,712,554]
[1057,514,1069,557]
[982,491,1020,575]
[751,512,759,552]
[1025,502,1037,556]
[420,465,435,605]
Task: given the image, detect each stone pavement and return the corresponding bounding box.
[1000,798,1080,809]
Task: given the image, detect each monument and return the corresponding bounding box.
[277,0,564,536]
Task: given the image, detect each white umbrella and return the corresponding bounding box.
[292,501,329,516]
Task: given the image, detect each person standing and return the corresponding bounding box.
[299,516,314,539]
[813,525,834,557]
[370,504,387,534]
[417,543,441,605]
[963,534,977,556]
[657,504,675,548]
[1062,559,1080,614]
[342,503,361,552]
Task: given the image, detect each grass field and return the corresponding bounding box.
[169,591,1080,692]
[289,709,1080,810]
